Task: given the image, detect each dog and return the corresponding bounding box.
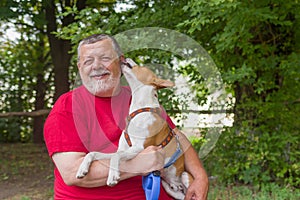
[76,58,193,199]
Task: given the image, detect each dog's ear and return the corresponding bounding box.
[152,78,174,89]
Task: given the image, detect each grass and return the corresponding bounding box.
[1,143,299,200]
[208,182,300,200]
[17,183,300,200]
[0,143,54,200]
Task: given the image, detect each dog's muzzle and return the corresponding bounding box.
[123,61,133,69]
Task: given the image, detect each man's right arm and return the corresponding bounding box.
[52,145,165,188]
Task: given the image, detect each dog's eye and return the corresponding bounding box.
[154,93,158,98]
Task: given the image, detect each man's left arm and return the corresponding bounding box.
[173,128,209,200]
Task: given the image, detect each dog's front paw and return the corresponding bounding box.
[76,157,92,179]
[76,164,89,179]
[107,168,120,186]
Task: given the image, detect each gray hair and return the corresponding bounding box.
[77,34,123,62]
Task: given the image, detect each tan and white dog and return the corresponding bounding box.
[76,58,193,199]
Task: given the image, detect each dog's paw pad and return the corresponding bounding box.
[107,177,119,186]
[107,180,118,186]
[76,169,88,179]
[76,173,85,179]
[107,171,120,186]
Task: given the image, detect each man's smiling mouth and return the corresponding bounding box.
[90,72,110,79]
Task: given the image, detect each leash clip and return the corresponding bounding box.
[153,170,161,176]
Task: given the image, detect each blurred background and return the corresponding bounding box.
[0,0,299,199]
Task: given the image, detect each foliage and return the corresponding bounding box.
[189,133,207,153]
[55,0,205,122]
[0,0,299,188]
[0,36,51,142]
[180,0,300,187]
[0,0,79,142]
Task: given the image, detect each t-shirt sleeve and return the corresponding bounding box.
[166,115,176,129]
[44,95,88,157]
[160,106,176,129]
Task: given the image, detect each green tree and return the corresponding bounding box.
[180,0,300,186]
[1,0,298,187]
[44,0,86,101]
[0,0,86,142]
[0,0,52,142]
[54,0,195,117]
[0,35,50,142]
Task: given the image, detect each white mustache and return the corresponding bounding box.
[90,70,110,77]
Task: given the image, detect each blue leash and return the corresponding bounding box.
[142,171,161,200]
[142,136,182,200]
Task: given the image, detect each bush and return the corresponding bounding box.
[202,125,300,187]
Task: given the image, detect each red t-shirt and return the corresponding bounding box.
[44,86,175,200]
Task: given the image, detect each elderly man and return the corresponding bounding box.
[44,34,208,200]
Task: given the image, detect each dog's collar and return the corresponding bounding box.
[126,107,161,122]
[124,107,175,148]
[164,134,182,168]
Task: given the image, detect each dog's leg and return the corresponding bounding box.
[162,179,185,200]
[161,166,186,199]
[106,132,143,185]
[107,152,121,186]
[76,152,114,179]
[181,171,193,193]
[107,146,143,186]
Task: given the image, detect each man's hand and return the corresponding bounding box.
[184,175,209,200]
[122,145,165,176]
[173,128,209,200]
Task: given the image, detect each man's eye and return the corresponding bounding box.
[83,60,93,65]
[101,57,111,62]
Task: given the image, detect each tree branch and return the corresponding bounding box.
[0,109,50,118]
[168,109,232,114]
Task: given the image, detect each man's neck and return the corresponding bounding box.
[94,85,122,97]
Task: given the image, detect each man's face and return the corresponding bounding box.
[77,39,122,97]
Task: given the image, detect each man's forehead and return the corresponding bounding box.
[82,39,112,49]
[80,39,116,55]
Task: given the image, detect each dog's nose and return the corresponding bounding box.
[123,61,133,69]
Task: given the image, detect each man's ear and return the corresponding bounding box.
[119,55,125,75]
[152,78,174,89]
[119,55,125,63]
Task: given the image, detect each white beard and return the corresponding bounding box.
[83,75,120,96]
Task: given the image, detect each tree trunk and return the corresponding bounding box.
[32,36,48,143]
[233,82,256,127]
[44,0,86,102]
[33,72,47,143]
[44,0,70,102]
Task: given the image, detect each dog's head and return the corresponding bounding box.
[121,58,174,90]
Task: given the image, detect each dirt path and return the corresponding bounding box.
[0,143,54,200]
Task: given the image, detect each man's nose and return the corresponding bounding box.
[92,59,105,70]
